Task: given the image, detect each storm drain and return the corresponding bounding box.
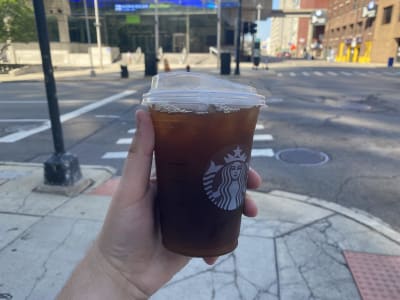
[276,148,329,166]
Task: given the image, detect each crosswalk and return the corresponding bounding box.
[101,123,275,160]
[275,70,399,78]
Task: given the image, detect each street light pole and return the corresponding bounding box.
[32,0,82,186]
[83,0,95,76]
[234,0,242,75]
[94,0,103,68]
[217,0,221,68]
[155,0,159,56]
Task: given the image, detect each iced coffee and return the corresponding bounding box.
[143,72,265,257]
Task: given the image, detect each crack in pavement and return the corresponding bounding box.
[24,219,78,300]
[334,174,400,204]
[281,236,317,300]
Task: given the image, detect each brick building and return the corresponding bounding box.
[324,0,400,63]
[297,0,329,58]
[371,0,400,63]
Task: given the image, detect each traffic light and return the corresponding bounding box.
[250,22,257,34]
[243,22,249,34]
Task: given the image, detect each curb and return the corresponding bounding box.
[267,190,400,245]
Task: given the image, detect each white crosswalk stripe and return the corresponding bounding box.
[102,152,127,159]
[251,149,275,157]
[253,134,274,141]
[274,70,400,78]
[102,123,276,160]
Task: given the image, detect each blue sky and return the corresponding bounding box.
[257,0,279,40]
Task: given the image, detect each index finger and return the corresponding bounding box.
[247,167,262,189]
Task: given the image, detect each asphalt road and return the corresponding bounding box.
[1,64,399,230]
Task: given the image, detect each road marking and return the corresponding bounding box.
[383,71,394,76]
[302,72,310,76]
[95,115,120,119]
[128,128,136,134]
[367,71,379,76]
[120,132,272,143]
[277,73,283,77]
[103,149,276,159]
[355,71,368,77]
[340,71,352,76]
[327,71,338,76]
[313,71,323,76]
[251,148,275,157]
[102,152,128,159]
[289,72,296,77]
[253,134,274,141]
[255,124,264,130]
[0,101,46,104]
[116,138,132,144]
[0,90,136,143]
[0,119,48,122]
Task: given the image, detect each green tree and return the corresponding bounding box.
[0,0,37,43]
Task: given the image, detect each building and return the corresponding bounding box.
[297,0,328,58]
[65,0,272,53]
[270,0,300,56]
[324,0,400,63]
[370,0,400,63]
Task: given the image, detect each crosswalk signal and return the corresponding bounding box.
[250,22,257,34]
[243,22,250,34]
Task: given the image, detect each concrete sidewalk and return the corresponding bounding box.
[0,162,399,300]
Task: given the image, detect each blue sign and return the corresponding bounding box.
[115,3,149,12]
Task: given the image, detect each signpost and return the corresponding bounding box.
[32,0,83,187]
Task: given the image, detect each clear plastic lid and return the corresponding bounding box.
[142,72,265,111]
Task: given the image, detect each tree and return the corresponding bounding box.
[0,0,37,43]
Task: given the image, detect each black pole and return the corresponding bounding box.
[33,0,82,186]
[234,0,242,75]
[33,0,65,154]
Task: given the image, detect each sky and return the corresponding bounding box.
[256,0,279,41]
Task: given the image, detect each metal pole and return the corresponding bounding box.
[257,3,262,22]
[217,0,221,68]
[186,13,190,54]
[155,0,159,56]
[32,0,82,186]
[94,0,103,68]
[234,0,242,75]
[83,0,96,76]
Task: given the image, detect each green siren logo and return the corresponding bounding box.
[203,146,249,211]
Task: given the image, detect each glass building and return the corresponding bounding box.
[67,0,239,52]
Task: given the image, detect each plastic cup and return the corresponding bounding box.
[143,72,265,257]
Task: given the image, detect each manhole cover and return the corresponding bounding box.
[276,148,329,166]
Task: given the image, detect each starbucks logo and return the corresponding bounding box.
[203,146,249,211]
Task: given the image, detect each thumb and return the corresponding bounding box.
[116,109,155,204]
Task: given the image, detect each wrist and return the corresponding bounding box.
[57,241,148,300]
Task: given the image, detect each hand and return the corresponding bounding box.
[58,109,261,299]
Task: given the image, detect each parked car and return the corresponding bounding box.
[276,51,292,59]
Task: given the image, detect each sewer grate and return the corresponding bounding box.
[276,148,329,166]
[344,250,400,300]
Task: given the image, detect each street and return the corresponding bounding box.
[1,63,400,230]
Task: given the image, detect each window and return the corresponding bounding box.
[365,17,375,29]
[358,22,363,33]
[382,6,393,24]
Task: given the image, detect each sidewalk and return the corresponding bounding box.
[0,162,399,300]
